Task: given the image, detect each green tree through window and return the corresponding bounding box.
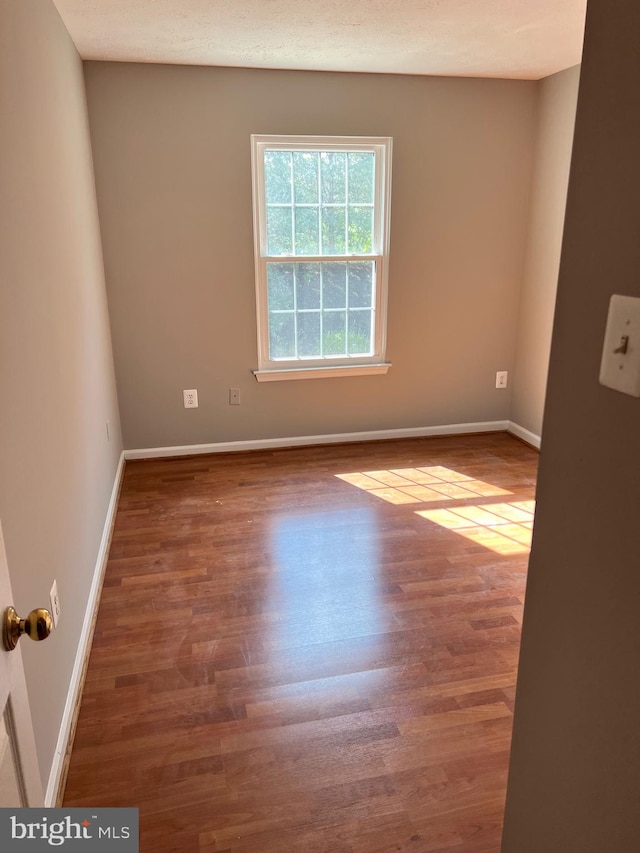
[252,136,392,379]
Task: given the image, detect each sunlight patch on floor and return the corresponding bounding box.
[417,501,536,556]
[335,466,512,506]
[336,465,534,555]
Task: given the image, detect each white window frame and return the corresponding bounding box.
[251,134,393,381]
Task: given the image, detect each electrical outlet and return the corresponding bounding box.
[183,389,198,408]
[49,580,60,629]
[229,388,241,405]
[496,371,508,389]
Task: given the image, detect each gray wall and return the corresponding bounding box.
[511,65,580,437]
[502,2,640,850]
[0,0,122,789]
[84,63,537,450]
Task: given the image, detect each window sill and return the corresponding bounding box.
[253,363,391,382]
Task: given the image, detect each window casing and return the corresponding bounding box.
[251,135,392,381]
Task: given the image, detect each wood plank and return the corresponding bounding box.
[63,433,537,852]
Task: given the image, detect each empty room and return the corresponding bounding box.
[3,1,640,852]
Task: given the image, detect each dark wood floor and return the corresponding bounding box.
[64,433,538,853]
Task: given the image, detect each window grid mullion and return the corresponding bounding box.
[269,307,369,314]
[293,262,299,359]
[264,254,381,263]
[289,151,295,257]
[266,202,374,208]
[317,152,323,257]
[319,259,324,357]
[344,155,349,256]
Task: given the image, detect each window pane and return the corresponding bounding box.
[348,310,372,354]
[265,262,375,360]
[294,207,319,255]
[322,262,347,309]
[348,262,374,308]
[267,263,295,311]
[298,312,321,357]
[269,313,296,359]
[347,207,373,254]
[321,206,346,254]
[293,152,319,204]
[296,263,321,309]
[264,151,292,204]
[323,311,346,355]
[321,152,346,204]
[267,206,293,255]
[348,152,374,204]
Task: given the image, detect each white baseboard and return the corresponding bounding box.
[45,450,126,807]
[124,421,510,460]
[507,421,541,449]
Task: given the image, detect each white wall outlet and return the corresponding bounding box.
[183,389,198,408]
[229,388,241,405]
[496,371,508,389]
[599,294,640,397]
[49,580,60,628]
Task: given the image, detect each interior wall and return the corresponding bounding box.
[502,1,640,850]
[0,0,122,790]
[83,62,537,450]
[511,65,580,438]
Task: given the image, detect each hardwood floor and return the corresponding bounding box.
[64,433,538,853]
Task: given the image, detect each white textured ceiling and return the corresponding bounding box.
[51,0,587,80]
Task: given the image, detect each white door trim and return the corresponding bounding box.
[0,519,44,806]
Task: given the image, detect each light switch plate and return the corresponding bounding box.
[599,294,640,397]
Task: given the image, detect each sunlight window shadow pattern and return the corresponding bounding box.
[335,466,534,556]
[417,502,536,556]
[335,466,512,506]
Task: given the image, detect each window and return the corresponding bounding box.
[251,135,392,381]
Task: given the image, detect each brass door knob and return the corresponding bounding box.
[2,606,53,651]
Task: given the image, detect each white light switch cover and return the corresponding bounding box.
[599,294,640,397]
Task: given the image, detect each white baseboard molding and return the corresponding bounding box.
[507,421,541,450]
[124,421,511,460]
[45,450,126,807]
